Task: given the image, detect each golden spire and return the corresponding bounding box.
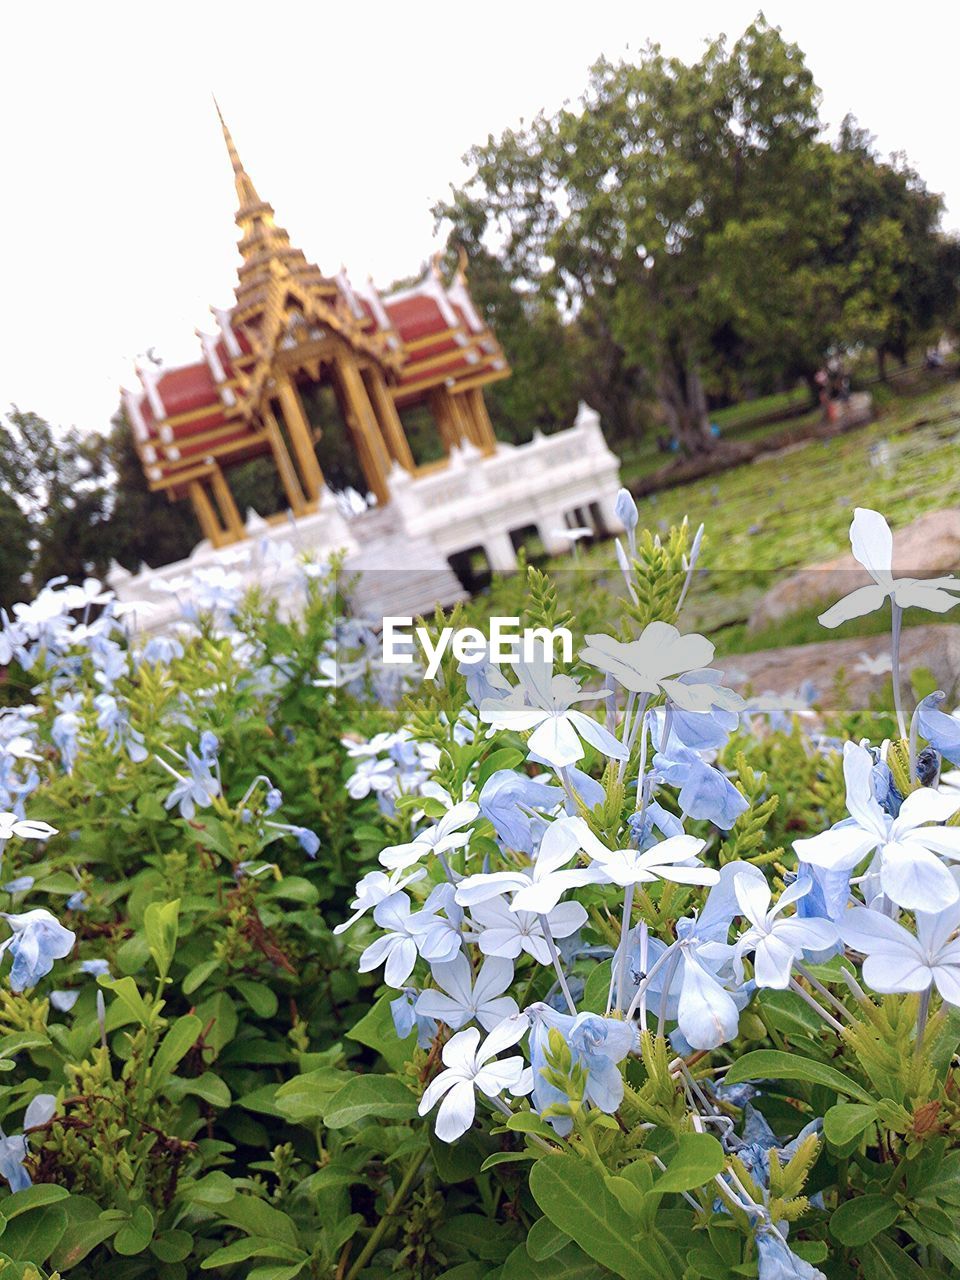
[213,97,269,221]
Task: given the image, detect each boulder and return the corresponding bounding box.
[725,624,960,711]
[748,508,960,632]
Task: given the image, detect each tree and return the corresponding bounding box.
[439,18,824,454]
[0,408,113,595]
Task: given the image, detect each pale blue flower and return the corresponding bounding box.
[416,953,517,1032]
[917,692,960,767]
[526,1004,636,1135]
[0,1132,30,1192]
[729,876,839,990]
[81,958,109,976]
[0,909,76,990]
[390,989,437,1048]
[265,787,283,815]
[50,989,79,1012]
[653,740,749,830]
[614,487,638,532]
[755,1226,826,1279]
[479,770,561,854]
[163,744,221,820]
[66,891,87,911]
[1,877,34,895]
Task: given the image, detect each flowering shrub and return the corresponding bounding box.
[328,501,960,1278]
[0,505,958,1277]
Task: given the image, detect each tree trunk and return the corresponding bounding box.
[658,346,715,455]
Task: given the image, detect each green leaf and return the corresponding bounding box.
[99,975,152,1028]
[182,957,220,995]
[757,989,822,1036]
[526,1214,570,1261]
[234,979,279,1018]
[653,1133,725,1194]
[201,1236,307,1268]
[143,898,180,976]
[823,1102,877,1147]
[114,1204,155,1255]
[1,1185,70,1218]
[194,990,238,1057]
[151,1014,202,1086]
[723,1049,874,1103]
[580,961,613,1015]
[247,1264,307,1280]
[477,747,525,788]
[264,876,318,905]
[50,1210,121,1269]
[861,1236,926,1279]
[323,1074,417,1129]
[217,1197,299,1247]
[164,1071,231,1107]
[347,994,416,1071]
[436,1213,519,1262]
[274,1068,346,1123]
[529,1154,672,1280]
[149,1228,194,1263]
[181,1171,237,1206]
[0,1203,68,1262]
[830,1195,900,1246]
[503,1240,605,1278]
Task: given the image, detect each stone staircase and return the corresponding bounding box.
[340,505,468,622]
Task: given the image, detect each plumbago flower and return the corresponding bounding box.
[417,1017,528,1142]
[841,902,960,1003]
[818,507,960,628]
[0,910,75,991]
[415,954,518,1031]
[581,622,743,714]
[726,876,839,990]
[794,741,960,912]
[379,800,479,872]
[478,657,626,769]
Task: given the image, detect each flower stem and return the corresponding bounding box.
[891,601,907,739]
[614,883,635,1016]
[915,985,931,1055]
[346,1154,424,1280]
[540,915,577,1015]
[789,977,845,1034]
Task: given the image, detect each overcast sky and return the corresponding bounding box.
[3,1,959,438]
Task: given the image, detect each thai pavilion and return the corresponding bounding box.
[112,108,624,626]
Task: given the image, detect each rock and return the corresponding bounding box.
[748,508,960,632]
[725,624,960,711]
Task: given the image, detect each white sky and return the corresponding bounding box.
[3,1,959,438]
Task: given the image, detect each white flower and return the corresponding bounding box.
[470,896,587,966]
[415,953,518,1032]
[819,508,960,628]
[580,623,742,713]
[379,800,479,872]
[417,1018,528,1142]
[0,813,57,842]
[842,903,960,1003]
[334,868,425,936]
[567,817,717,890]
[853,652,893,677]
[347,757,396,800]
[729,875,839,989]
[479,658,627,769]
[357,893,422,987]
[794,742,960,912]
[455,817,609,915]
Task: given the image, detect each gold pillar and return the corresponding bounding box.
[450,392,480,448]
[189,479,226,547]
[210,468,245,542]
[335,356,391,505]
[275,376,324,502]
[362,367,415,471]
[264,406,308,514]
[428,387,460,453]
[465,387,498,455]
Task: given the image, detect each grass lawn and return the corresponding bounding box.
[555,379,960,652]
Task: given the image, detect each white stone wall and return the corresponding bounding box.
[109,403,624,631]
